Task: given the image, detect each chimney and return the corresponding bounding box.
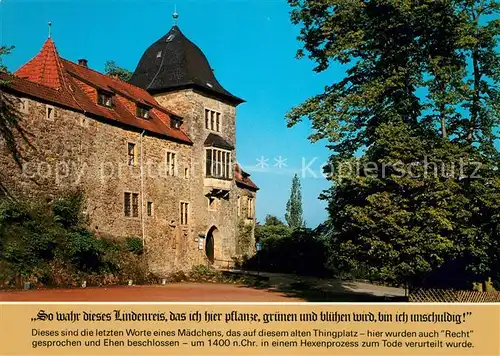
[78,59,88,67]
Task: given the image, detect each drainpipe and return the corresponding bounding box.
[140,130,146,248]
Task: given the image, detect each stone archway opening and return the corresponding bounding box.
[205,226,218,264]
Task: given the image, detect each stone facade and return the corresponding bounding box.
[0,88,256,276]
[155,89,257,267]
[0,29,258,276]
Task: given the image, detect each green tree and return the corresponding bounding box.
[0,46,14,78]
[0,45,25,166]
[264,215,285,226]
[287,0,499,288]
[285,174,305,229]
[104,61,132,82]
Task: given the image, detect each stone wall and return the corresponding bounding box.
[0,88,257,275]
[236,186,257,257]
[155,89,253,267]
[0,94,207,276]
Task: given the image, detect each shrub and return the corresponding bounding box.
[244,227,329,277]
[52,190,85,229]
[125,236,144,255]
[0,192,148,289]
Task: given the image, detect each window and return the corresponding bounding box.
[46,105,55,121]
[205,148,231,179]
[124,192,139,218]
[237,196,241,217]
[165,151,177,176]
[97,91,112,107]
[79,116,89,128]
[247,197,254,219]
[127,143,137,167]
[156,51,162,58]
[136,105,150,119]
[147,201,153,217]
[171,117,182,129]
[184,167,189,178]
[20,98,29,114]
[132,193,139,217]
[207,196,217,211]
[180,202,189,225]
[204,108,221,132]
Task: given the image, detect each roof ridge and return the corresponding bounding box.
[53,43,69,91]
[61,57,118,81]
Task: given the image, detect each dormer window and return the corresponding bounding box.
[97,91,112,108]
[171,116,182,129]
[136,105,150,119]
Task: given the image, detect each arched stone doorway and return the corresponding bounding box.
[205,226,218,264]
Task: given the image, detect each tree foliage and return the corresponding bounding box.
[104,60,133,82]
[0,45,26,168]
[285,174,305,229]
[287,0,499,288]
[249,222,329,276]
[264,214,286,226]
[0,192,148,286]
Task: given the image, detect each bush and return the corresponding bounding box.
[0,192,148,288]
[244,227,329,277]
[125,237,144,255]
[52,191,85,229]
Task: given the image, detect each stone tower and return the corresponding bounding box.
[129,25,255,267]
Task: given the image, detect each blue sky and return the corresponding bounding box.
[0,0,338,227]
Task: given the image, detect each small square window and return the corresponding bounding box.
[97,91,113,107]
[46,105,55,121]
[20,98,29,114]
[79,116,89,128]
[171,117,182,129]
[157,51,162,58]
[136,105,150,119]
[208,196,218,211]
[147,201,153,217]
[128,142,137,166]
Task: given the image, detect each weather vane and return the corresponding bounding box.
[173,5,179,25]
[48,21,52,38]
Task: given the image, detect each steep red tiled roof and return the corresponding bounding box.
[0,72,82,112]
[15,39,68,91]
[5,38,257,189]
[235,163,259,191]
[8,39,192,144]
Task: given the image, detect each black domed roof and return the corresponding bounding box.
[129,26,244,105]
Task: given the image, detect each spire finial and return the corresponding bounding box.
[173,5,179,25]
[48,21,52,38]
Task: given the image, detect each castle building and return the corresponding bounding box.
[0,21,258,274]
